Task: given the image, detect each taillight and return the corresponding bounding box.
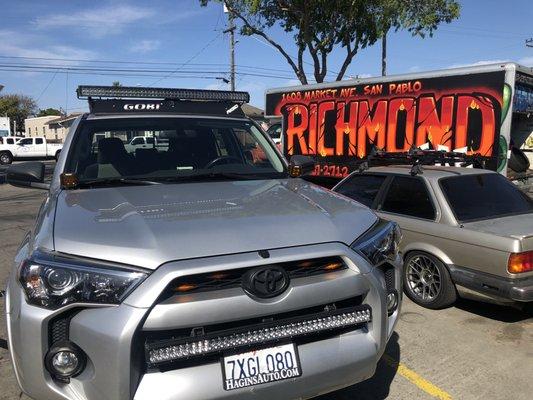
[508,251,533,273]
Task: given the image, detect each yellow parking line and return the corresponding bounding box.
[382,354,453,400]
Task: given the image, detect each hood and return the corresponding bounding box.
[53,179,377,269]
[463,213,533,241]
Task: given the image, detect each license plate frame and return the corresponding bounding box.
[221,343,302,391]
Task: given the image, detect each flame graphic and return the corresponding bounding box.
[344,124,351,135]
[399,101,405,111]
[469,100,479,110]
[374,123,381,132]
[319,148,327,157]
[428,127,433,143]
[294,106,301,115]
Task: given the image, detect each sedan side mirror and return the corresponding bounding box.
[6,162,49,190]
[289,155,315,178]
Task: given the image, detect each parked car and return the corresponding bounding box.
[3,136,63,164]
[0,136,22,164]
[124,135,169,153]
[4,86,402,400]
[334,166,533,310]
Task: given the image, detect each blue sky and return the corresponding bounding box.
[0,0,532,112]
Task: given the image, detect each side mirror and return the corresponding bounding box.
[289,155,315,178]
[6,162,49,190]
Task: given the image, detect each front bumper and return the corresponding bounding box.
[6,242,401,400]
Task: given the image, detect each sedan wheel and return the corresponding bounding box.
[406,255,442,301]
[403,252,457,309]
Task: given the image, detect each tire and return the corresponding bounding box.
[0,151,13,165]
[508,147,530,173]
[55,150,61,162]
[403,251,457,309]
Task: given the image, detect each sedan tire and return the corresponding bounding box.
[403,252,457,309]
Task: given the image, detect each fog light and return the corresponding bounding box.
[386,290,399,315]
[45,341,86,381]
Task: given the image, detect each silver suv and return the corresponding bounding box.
[4,86,402,400]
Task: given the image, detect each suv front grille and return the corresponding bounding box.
[163,257,347,298]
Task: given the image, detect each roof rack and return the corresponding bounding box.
[355,147,492,176]
[77,85,251,117]
[77,85,250,103]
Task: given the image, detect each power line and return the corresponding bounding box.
[0,55,307,75]
[148,32,223,85]
[36,70,59,102]
[0,65,293,80]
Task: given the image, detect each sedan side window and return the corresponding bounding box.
[335,174,387,207]
[380,176,435,220]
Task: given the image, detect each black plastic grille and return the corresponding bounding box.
[384,266,395,292]
[48,310,80,346]
[164,257,347,298]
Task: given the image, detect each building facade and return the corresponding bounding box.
[25,114,81,141]
[0,116,11,137]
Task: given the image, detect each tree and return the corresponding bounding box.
[201,0,460,84]
[112,81,122,87]
[0,94,37,132]
[37,107,62,117]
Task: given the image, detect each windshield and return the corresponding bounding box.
[65,117,287,184]
[440,173,533,222]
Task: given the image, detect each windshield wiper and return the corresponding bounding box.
[75,177,161,188]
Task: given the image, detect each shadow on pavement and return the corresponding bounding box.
[454,296,532,323]
[317,332,400,400]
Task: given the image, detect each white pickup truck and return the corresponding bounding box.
[0,136,62,164]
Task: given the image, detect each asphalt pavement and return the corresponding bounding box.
[0,182,532,400]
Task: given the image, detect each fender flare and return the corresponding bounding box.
[402,242,453,265]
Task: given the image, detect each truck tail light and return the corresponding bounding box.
[508,251,533,274]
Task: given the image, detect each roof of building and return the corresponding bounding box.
[45,113,83,125]
[241,104,264,118]
[25,115,60,121]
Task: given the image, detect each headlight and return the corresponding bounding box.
[351,220,401,266]
[19,251,148,310]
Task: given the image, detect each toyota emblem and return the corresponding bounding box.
[242,266,290,299]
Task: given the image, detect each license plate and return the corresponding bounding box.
[222,343,301,391]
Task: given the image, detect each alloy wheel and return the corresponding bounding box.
[406,255,442,301]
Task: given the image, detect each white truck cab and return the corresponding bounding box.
[0,136,63,164]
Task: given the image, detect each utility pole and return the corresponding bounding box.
[527,38,533,48]
[224,4,236,91]
[381,32,387,76]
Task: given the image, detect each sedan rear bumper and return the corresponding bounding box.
[450,265,533,302]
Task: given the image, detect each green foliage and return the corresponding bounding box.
[37,107,62,117]
[0,94,37,131]
[112,81,122,87]
[200,0,460,83]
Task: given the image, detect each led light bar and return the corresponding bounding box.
[147,307,371,365]
[77,85,250,103]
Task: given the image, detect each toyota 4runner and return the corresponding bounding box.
[4,86,402,400]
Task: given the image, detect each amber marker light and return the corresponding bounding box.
[175,283,197,292]
[324,262,343,271]
[60,173,79,189]
[508,251,533,274]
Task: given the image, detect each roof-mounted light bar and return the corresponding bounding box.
[76,85,250,103]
